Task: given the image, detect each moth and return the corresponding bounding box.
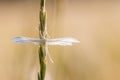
[12,36,80,46]
[12,36,80,63]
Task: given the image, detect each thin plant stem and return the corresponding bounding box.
[38,0,47,80]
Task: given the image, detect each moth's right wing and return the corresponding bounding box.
[47,37,80,46]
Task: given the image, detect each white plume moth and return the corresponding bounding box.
[12,36,80,63]
[12,36,80,46]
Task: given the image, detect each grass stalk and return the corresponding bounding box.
[38,0,47,80]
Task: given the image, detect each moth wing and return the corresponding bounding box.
[47,38,80,46]
[47,41,72,46]
[12,36,40,44]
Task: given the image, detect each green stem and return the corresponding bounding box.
[38,0,47,80]
[38,46,46,80]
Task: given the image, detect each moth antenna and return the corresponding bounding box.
[46,32,51,39]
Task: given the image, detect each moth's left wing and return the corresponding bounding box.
[12,36,41,44]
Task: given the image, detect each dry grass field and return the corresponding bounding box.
[0,0,120,80]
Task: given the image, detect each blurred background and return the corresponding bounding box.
[0,0,120,80]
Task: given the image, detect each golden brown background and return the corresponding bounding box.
[0,0,120,80]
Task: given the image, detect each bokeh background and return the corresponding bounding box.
[0,0,120,80]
